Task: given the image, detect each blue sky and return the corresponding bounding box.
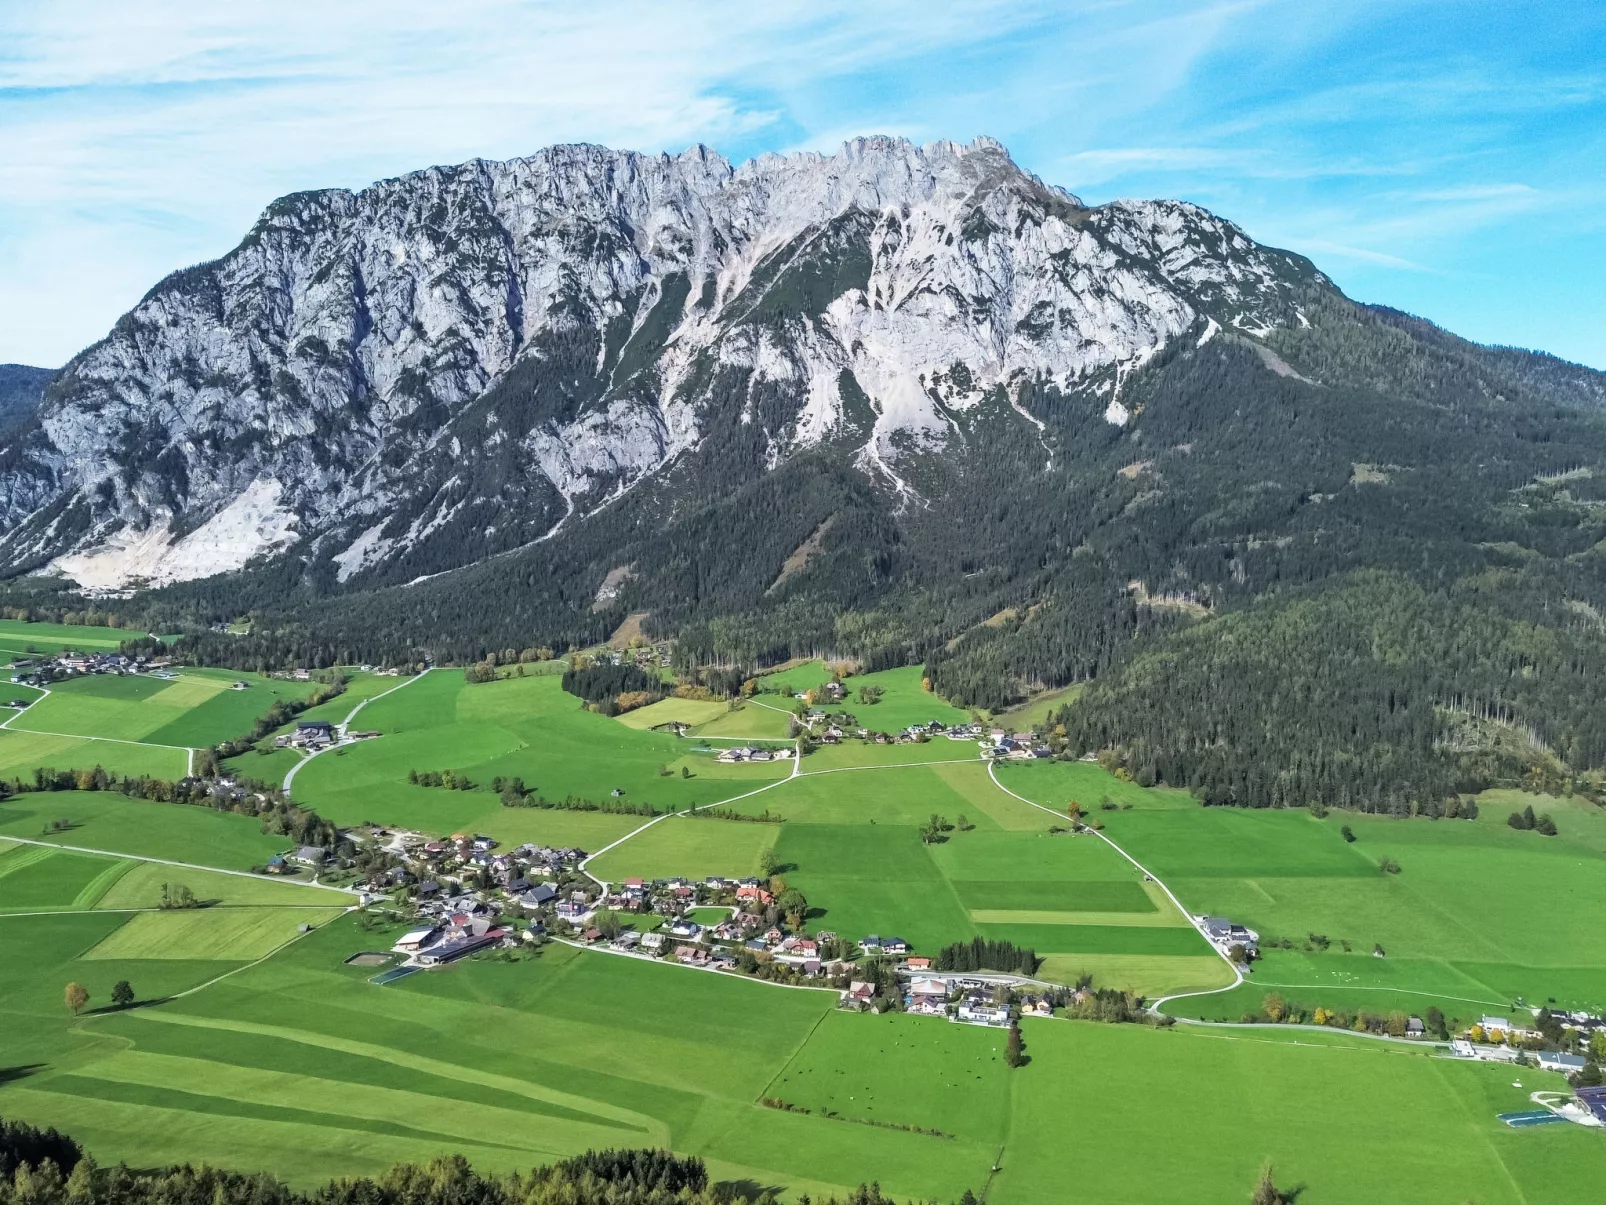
[2,0,1602,369]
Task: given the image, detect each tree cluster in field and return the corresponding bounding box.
[1246,993,1453,1039]
[686,806,784,824]
[1062,984,1163,1026]
[918,814,955,844]
[158,883,198,910]
[559,663,661,704]
[494,780,666,817]
[0,1125,957,1205]
[408,769,476,790]
[933,937,1039,976]
[1507,804,1559,835]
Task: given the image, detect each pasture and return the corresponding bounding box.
[615,696,731,730]
[291,672,791,844]
[0,618,136,656]
[0,899,1598,1203]
[587,816,781,882]
[0,790,300,870]
[0,729,188,781]
[13,667,320,749]
[1001,761,1606,1014]
[82,906,344,960]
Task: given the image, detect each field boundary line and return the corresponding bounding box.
[985,762,1245,1011]
[283,667,433,796]
[550,936,840,996]
[580,744,801,889]
[0,834,357,895]
[797,754,985,777]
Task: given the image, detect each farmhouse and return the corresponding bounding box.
[392,926,440,954]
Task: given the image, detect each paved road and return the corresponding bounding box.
[984,760,1246,1011]
[282,668,432,797]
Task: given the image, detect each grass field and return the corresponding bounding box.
[291,673,791,845]
[82,906,344,960]
[0,729,189,780]
[0,791,300,870]
[692,701,795,739]
[94,861,348,909]
[0,619,137,656]
[588,816,781,881]
[12,668,320,750]
[615,697,731,730]
[999,761,1606,1015]
[0,844,131,911]
[993,683,1083,730]
[0,904,1598,1203]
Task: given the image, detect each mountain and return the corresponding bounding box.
[0,364,54,433]
[6,136,1606,811]
[0,136,1320,589]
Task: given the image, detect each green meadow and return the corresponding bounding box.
[290,672,791,842]
[1000,760,1606,1015]
[14,667,320,749]
[0,908,1594,1204]
[0,618,138,656]
[587,816,781,882]
[0,790,301,870]
[0,729,188,780]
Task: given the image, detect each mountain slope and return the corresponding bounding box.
[0,136,1321,589]
[0,364,53,431]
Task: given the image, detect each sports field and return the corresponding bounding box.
[0,911,1594,1204]
[1000,762,1606,1017]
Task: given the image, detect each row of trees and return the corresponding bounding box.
[0,1120,934,1205]
[933,937,1038,976]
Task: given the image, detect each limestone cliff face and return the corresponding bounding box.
[0,136,1324,589]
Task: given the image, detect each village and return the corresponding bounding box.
[352,824,1062,1027]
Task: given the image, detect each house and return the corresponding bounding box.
[415,926,506,966]
[640,932,666,951]
[1479,1015,1513,1038]
[905,956,932,971]
[908,978,949,1013]
[735,885,773,906]
[292,846,327,868]
[1536,1051,1588,1073]
[393,926,440,954]
[846,981,877,1004]
[296,720,335,740]
[1406,1016,1425,1037]
[675,945,710,966]
[880,936,909,956]
[613,931,640,951]
[1449,1039,1520,1063]
[956,998,1012,1027]
[667,919,702,939]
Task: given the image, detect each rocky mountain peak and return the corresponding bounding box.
[0,137,1326,592]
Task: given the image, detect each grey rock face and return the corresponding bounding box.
[0,136,1323,589]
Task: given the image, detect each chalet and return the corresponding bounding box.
[292,846,327,868]
[640,931,666,951]
[295,720,335,741]
[956,998,1011,1027]
[846,981,877,1004]
[1406,1016,1425,1037]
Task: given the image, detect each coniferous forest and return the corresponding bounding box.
[6,291,1606,812]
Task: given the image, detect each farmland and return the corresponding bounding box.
[290,672,793,843]
[0,645,1603,1204]
[997,761,1606,1018]
[0,909,1596,1204]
